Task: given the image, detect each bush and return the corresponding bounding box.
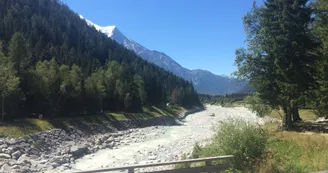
[244,93,272,117]
[209,118,268,172]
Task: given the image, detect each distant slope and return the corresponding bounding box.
[80,16,246,95]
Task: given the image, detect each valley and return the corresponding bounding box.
[51,105,260,173]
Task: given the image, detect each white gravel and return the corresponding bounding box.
[55,105,260,173]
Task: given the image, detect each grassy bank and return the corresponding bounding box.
[269,109,317,121]
[259,111,328,172]
[259,131,328,172]
[0,105,183,138]
[175,108,328,172]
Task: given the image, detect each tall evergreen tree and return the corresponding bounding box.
[235,0,317,128]
[0,50,19,121]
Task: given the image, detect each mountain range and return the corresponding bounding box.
[80,15,247,95]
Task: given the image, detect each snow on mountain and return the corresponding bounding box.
[79,15,247,95]
[79,15,116,37]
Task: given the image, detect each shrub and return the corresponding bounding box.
[174,154,191,169]
[244,93,272,117]
[209,118,268,172]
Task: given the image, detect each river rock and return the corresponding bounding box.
[6,139,18,145]
[51,156,67,165]
[0,143,8,149]
[12,150,21,160]
[0,163,12,172]
[18,154,32,165]
[27,148,40,156]
[70,145,89,159]
[0,153,11,159]
[148,156,156,160]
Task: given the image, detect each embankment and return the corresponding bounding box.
[0,107,203,173]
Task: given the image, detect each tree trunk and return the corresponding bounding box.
[282,104,293,129]
[292,103,302,122]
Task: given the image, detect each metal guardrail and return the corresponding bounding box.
[73,155,234,173]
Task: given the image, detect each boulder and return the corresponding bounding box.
[0,144,8,149]
[12,150,21,160]
[0,153,11,159]
[148,156,156,160]
[95,138,102,145]
[106,137,114,143]
[11,165,20,169]
[70,145,89,159]
[6,139,18,145]
[51,162,60,168]
[0,164,13,173]
[51,156,67,165]
[18,154,32,165]
[60,147,71,155]
[26,148,40,156]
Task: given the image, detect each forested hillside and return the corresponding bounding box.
[0,0,200,120]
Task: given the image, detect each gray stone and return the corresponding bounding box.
[70,145,89,159]
[0,144,8,149]
[0,164,12,173]
[148,156,156,160]
[62,163,70,168]
[70,158,75,163]
[106,137,114,143]
[18,154,32,165]
[61,147,71,155]
[0,153,11,159]
[51,156,67,165]
[26,148,40,156]
[12,150,21,160]
[95,138,102,145]
[51,162,60,168]
[11,165,20,169]
[6,139,18,145]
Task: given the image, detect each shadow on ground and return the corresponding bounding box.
[291,121,328,133]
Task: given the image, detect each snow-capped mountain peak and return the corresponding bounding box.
[79,15,116,37]
[79,15,247,95]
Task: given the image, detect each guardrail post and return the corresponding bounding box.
[205,160,212,166]
[128,168,134,173]
[205,160,212,173]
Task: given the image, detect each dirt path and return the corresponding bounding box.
[55,105,259,173]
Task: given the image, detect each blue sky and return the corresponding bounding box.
[61,0,261,76]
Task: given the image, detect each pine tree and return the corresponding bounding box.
[0,51,19,121]
[8,32,30,75]
[235,0,316,128]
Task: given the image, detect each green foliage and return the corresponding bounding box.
[191,118,268,172]
[0,51,20,121]
[8,32,30,75]
[244,93,272,117]
[0,0,201,119]
[211,118,268,171]
[29,59,83,117]
[191,143,202,158]
[235,0,317,128]
[199,93,248,106]
[257,131,328,172]
[174,154,191,169]
[311,0,328,118]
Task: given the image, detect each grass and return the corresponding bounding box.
[269,109,317,121]
[257,129,328,172]
[260,110,328,173]
[0,105,184,138]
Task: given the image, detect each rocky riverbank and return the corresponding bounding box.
[0,115,183,173]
